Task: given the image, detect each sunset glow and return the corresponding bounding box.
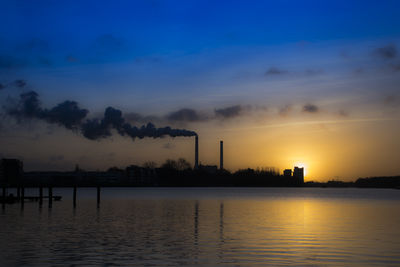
[0,1,399,181]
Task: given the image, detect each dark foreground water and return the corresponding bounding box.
[1,188,400,266]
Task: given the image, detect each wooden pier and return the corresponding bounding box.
[1,186,101,208]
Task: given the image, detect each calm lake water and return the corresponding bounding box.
[1,188,400,266]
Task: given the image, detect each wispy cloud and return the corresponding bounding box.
[373,44,397,60]
[215,105,243,119]
[265,67,288,76]
[303,104,319,113]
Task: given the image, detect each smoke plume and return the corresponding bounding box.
[7,91,88,130]
[7,91,197,140]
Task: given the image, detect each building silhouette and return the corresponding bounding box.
[293,167,304,184]
[283,169,292,177]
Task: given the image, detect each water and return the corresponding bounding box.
[1,188,400,266]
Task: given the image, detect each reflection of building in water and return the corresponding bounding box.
[219,202,224,241]
[293,167,304,184]
[194,201,199,245]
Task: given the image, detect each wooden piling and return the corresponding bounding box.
[17,187,21,200]
[48,187,53,208]
[39,187,43,206]
[2,186,5,209]
[97,186,100,207]
[21,187,25,208]
[73,186,77,208]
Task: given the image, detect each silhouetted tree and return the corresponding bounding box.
[143,161,157,169]
[107,166,124,173]
[177,158,191,171]
[161,159,178,170]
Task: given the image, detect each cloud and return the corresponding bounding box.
[14,79,26,88]
[374,44,397,60]
[167,108,204,122]
[0,83,5,90]
[215,105,242,119]
[265,67,288,76]
[45,101,89,130]
[389,62,400,71]
[303,104,319,113]
[6,91,89,130]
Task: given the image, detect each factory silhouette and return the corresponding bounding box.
[1,136,305,188]
[2,135,399,191]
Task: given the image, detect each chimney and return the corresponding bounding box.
[220,140,223,170]
[194,135,199,169]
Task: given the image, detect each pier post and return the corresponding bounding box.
[39,187,43,206]
[73,186,77,208]
[21,186,25,209]
[2,185,5,209]
[17,187,21,200]
[96,186,100,207]
[48,187,53,208]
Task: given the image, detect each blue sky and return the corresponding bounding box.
[1,0,400,179]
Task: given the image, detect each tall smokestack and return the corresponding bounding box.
[194,135,199,169]
[220,140,223,170]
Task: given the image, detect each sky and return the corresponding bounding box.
[1,0,400,181]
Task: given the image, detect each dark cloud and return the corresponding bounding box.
[45,101,89,130]
[7,91,43,119]
[374,44,397,60]
[303,104,319,113]
[265,67,288,76]
[389,62,400,71]
[167,108,203,122]
[215,105,242,119]
[14,79,26,88]
[0,83,5,90]
[6,91,89,130]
